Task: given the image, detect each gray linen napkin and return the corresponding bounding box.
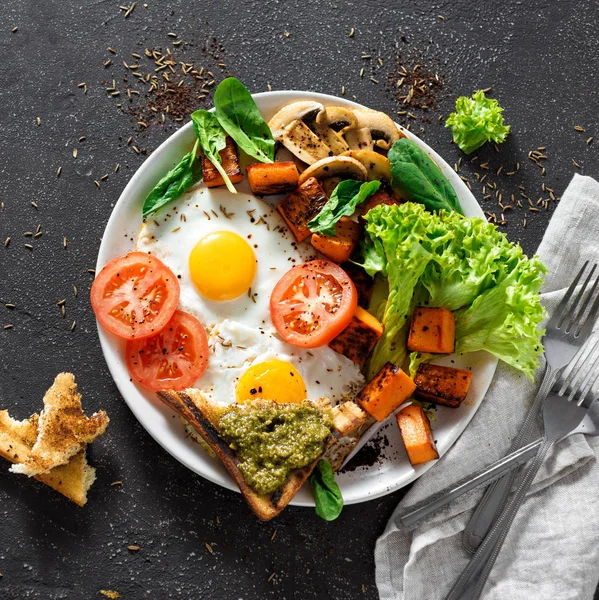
[375,174,599,600]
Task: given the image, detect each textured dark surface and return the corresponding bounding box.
[0,0,597,598]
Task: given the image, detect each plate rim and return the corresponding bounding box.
[95,89,497,506]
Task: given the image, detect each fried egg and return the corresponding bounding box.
[137,186,364,406]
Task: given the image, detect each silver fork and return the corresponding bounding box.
[463,261,599,553]
[446,338,599,600]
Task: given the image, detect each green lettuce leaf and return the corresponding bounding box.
[388,138,463,215]
[363,202,546,380]
[308,180,381,236]
[445,91,511,155]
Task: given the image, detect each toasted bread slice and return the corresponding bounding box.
[324,401,373,471]
[11,373,109,477]
[158,389,326,520]
[0,410,96,506]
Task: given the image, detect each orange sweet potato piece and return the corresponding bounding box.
[342,262,374,308]
[311,217,362,263]
[407,307,455,354]
[277,177,328,242]
[357,362,416,422]
[246,161,299,196]
[202,136,243,188]
[359,189,402,221]
[414,363,473,408]
[329,306,384,364]
[396,405,439,466]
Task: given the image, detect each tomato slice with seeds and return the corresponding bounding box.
[91,252,180,340]
[126,310,209,392]
[270,260,357,348]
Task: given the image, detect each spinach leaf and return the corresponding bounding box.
[191,109,237,194]
[308,180,381,236]
[388,138,463,215]
[309,459,343,521]
[142,139,202,219]
[214,77,274,163]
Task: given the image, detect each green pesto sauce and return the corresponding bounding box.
[218,402,332,496]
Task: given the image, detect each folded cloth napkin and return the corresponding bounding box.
[376,174,599,600]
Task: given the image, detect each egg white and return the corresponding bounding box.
[137,185,364,405]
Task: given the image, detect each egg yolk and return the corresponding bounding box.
[189,231,257,301]
[236,360,307,405]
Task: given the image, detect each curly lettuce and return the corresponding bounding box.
[363,203,546,380]
[445,91,510,155]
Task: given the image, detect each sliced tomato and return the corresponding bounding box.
[270,260,357,348]
[126,310,209,392]
[91,252,180,340]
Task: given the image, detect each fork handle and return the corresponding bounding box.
[462,365,555,553]
[397,438,543,530]
[445,438,553,600]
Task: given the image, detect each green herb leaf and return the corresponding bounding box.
[388,138,463,215]
[309,459,343,521]
[363,202,546,380]
[308,180,381,236]
[142,139,202,219]
[191,109,237,194]
[445,91,511,155]
[214,77,275,163]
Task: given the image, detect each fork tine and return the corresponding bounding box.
[563,264,597,332]
[573,345,599,405]
[575,279,599,338]
[546,261,589,329]
[561,337,599,400]
[557,335,599,394]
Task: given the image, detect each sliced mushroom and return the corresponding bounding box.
[298,156,368,186]
[281,120,332,165]
[341,150,392,184]
[343,107,404,152]
[268,101,324,141]
[315,106,357,135]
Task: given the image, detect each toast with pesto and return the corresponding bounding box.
[157,389,369,520]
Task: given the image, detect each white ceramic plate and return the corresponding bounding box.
[96,91,498,506]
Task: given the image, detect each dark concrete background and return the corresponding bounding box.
[0,0,597,598]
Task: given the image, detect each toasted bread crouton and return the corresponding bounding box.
[11,373,109,477]
[0,410,96,506]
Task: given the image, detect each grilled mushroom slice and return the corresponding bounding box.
[282,120,332,165]
[268,101,324,140]
[311,106,358,155]
[343,108,404,152]
[341,150,392,184]
[298,156,368,186]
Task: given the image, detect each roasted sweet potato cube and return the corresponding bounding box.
[396,405,439,466]
[341,262,374,308]
[357,362,416,422]
[246,161,299,196]
[359,189,402,221]
[277,177,328,242]
[201,136,243,188]
[407,307,455,354]
[311,218,362,263]
[329,306,384,364]
[414,363,473,408]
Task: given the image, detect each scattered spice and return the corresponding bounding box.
[204,542,214,554]
[341,434,389,472]
[99,592,121,599]
[387,56,445,111]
